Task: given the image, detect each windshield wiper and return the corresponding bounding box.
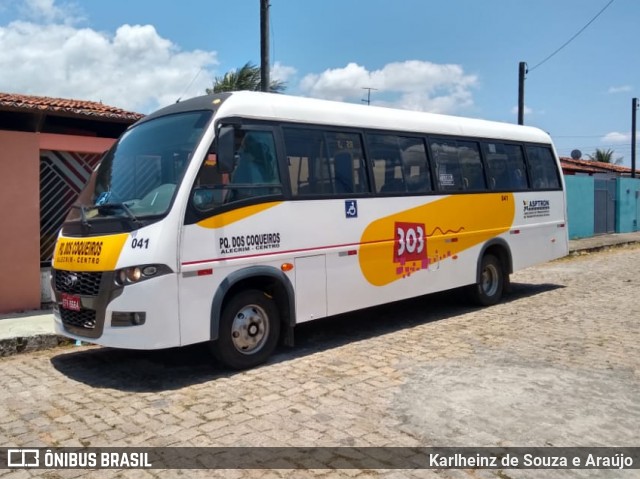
[98,202,141,224]
[70,204,92,230]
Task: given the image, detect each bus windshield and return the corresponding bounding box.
[67,110,212,227]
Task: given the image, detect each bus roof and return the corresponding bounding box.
[145,91,552,145]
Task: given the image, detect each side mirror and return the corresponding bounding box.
[216,126,235,173]
[192,188,217,211]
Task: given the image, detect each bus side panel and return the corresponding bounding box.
[326,241,482,317]
[328,193,516,316]
[178,223,225,346]
[176,187,567,342]
[179,202,294,345]
[509,190,569,271]
[294,255,327,323]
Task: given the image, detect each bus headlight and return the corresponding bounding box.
[126,267,142,283]
[114,264,172,286]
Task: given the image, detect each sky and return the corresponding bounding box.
[0,0,638,164]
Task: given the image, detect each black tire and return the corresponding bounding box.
[468,254,504,306]
[211,289,280,370]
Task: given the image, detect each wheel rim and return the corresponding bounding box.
[231,304,269,355]
[481,263,500,297]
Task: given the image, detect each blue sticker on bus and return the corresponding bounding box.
[345,200,358,218]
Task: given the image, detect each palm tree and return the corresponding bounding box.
[206,62,286,94]
[587,148,623,165]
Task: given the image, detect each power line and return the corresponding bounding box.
[553,135,620,139]
[561,144,632,150]
[528,0,615,73]
[177,68,203,102]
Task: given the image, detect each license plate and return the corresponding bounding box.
[62,293,81,311]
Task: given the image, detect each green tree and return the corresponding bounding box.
[587,148,623,165]
[206,62,286,94]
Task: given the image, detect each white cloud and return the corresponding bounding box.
[271,61,296,84]
[19,0,82,24]
[607,85,632,94]
[0,15,217,112]
[22,0,62,21]
[601,132,629,143]
[299,61,478,114]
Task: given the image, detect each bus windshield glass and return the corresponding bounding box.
[67,110,212,225]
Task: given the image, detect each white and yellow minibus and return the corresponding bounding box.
[51,91,568,369]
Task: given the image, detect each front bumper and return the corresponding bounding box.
[51,269,180,349]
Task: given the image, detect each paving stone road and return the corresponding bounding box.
[1,246,639,479]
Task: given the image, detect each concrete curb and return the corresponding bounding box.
[0,313,79,357]
[568,239,640,256]
[0,334,74,357]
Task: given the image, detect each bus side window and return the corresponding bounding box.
[366,134,403,194]
[486,155,509,190]
[457,141,486,191]
[483,142,529,191]
[400,137,432,193]
[325,132,368,195]
[366,134,431,195]
[526,145,561,190]
[334,152,354,193]
[227,130,283,201]
[380,160,405,193]
[503,144,529,190]
[283,128,326,196]
[284,128,368,196]
[430,140,464,192]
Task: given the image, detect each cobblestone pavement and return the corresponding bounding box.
[1,246,639,479]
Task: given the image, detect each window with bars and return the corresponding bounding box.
[39,150,101,266]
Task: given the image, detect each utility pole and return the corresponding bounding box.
[632,97,638,179]
[518,62,526,125]
[260,0,270,92]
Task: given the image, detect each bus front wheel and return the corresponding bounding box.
[468,254,504,306]
[211,289,280,370]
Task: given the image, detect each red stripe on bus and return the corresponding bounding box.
[181,240,384,267]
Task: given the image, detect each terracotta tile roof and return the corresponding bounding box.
[560,157,633,175]
[0,92,143,122]
[560,158,604,174]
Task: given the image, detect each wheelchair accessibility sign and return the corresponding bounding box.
[345,200,358,218]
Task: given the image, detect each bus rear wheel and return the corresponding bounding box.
[468,254,504,306]
[211,289,280,370]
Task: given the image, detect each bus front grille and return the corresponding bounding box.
[60,308,97,330]
[54,270,102,296]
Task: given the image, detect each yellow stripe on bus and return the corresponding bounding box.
[53,233,129,272]
[196,201,283,229]
[359,193,515,286]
